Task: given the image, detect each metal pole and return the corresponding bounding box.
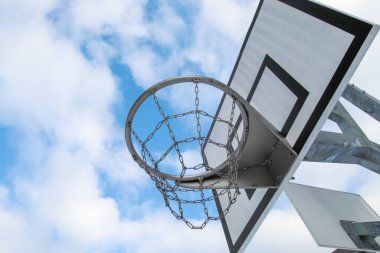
[332,249,374,253]
[340,220,380,251]
[342,84,380,122]
[305,85,380,175]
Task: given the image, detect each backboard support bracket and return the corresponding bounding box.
[340,220,380,251]
[237,137,297,188]
[332,249,375,253]
[180,112,298,189]
[305,85,380,175]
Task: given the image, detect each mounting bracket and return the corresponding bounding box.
[340,220,380,251]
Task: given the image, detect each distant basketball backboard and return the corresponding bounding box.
[205,0,379,252]
[286,183,380,251]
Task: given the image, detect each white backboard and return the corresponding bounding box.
[205,0,379,252]
[286,183,380,251]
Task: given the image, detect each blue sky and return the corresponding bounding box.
[0,0,379,252]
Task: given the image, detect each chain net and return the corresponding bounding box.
[129,78,245,229]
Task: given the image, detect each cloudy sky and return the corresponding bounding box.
[0,0,379,253]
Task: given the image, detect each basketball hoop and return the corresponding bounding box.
[125,76,249,229]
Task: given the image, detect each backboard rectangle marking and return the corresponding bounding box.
[247,54,309,135]
[245,189,256,200]
[213,188,276,253]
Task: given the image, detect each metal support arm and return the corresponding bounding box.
[340,220,380,251]
[305,84,380,175]
[332,249,374,253]
[342,84,380,122]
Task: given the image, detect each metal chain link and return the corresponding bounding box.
[194,80,207,167]
[152,93,186,177]
[129,83,245,229]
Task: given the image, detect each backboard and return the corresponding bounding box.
[286,183,380,251]
[204,0,379,252]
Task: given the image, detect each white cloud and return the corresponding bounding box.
[293,162,360,191]
[0,207,43,253]
[0,182,228,253]
[148,1,186,47]
[97,144,147,185]
[70,0,128,33]
[16,148,120,246]
[85,39,117,65]
[60,0,148,41]
[123,44,166,88]
[199,0,258,44]
[247,197,331,253]
[359,177,380,214]
[0,22,116,132]
[182,0,258,82]
[116,210,228,253]
[0,1,141,252]
[121,0,259,88]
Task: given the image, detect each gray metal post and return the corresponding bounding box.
[340,220,380,251]
[342,84,380,122]
[332,249,374,253]
[305,85,380,175]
